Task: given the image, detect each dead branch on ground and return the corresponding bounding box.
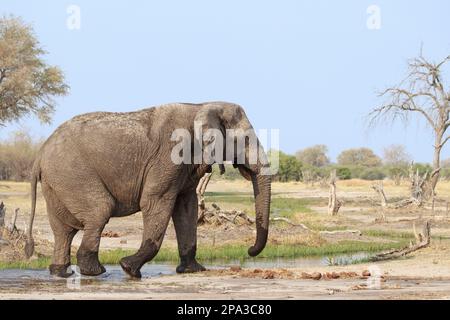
[369,220,431,262]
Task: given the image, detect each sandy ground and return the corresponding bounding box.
[1,179,450,299]
[2,276,450,300]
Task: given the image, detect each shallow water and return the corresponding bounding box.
[0,252,369,287]
[216,252,369,269]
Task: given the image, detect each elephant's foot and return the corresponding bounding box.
[119,256,143,279]
[77,250,106,276]
[49,263,73,278]
[176,259,206,274]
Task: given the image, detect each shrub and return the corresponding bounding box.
[359,168,386,180]
[335,167,352,180]
[0,130,42,181]
[412,163,433,176]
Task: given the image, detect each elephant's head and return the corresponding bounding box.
[193,102,271,257]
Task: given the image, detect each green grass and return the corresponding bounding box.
[0,240,409,270]
[206,194,313,218]
[0,256,52,269]
[362,229,415,239]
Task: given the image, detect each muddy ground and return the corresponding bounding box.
[1,179,450,299]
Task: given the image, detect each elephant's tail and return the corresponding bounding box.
[25,158,41,259]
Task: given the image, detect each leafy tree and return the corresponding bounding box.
[295,144,330,167]
[337,148,382,167]
[276,151,302,182]
[0,16,69,126]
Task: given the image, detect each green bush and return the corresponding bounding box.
[412,163,433,176]
[359,168,386,180]
[345,165,365,179]
[336,167,352,180]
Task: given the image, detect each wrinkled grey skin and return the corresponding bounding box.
[25,102,271,278]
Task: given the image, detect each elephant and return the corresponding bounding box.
[24,102,271,278]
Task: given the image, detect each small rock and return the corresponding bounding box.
[101,230,120,238]
[301,272,312,279]
[253,268,263,273]
[311,272,322,280]
[230,266,242,272]
[339,271,358,278]
[362,270,371,277]
[351,284,367,291]
[330,272,340,279]
[120,239,127,244]
[301,272,322,280]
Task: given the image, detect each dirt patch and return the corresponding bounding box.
[206,267,371,281]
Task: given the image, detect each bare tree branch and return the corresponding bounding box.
[441,135,450,148]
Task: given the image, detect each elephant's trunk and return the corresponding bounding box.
[248,172,271,257]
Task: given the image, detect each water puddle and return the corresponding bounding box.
[0,252,369,289]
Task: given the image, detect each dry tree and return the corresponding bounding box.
[369,51,450,196]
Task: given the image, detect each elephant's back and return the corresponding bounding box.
[38,110,155,199]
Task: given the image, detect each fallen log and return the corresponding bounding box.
[387,198,421,209]
[319,229,362,237]
[198,203,255,226]
[369,221,431,262]
[269,217,311,230]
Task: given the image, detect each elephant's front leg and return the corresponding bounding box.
[173,191,206,273]
[119,194,175,278]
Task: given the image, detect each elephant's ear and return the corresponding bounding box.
[194,106,225,162]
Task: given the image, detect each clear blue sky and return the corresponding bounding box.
[1,0,449,162]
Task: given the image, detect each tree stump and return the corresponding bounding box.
[0,202,5,228]
[197,172,212,224]
[409,163,440,205]
[328,170,341,216]
[371,181,387,208]
[7,208,20,234]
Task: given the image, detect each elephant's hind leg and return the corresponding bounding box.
[76,203,112,276]
[172,191,205,274]
[49,224,77,278]
[42,184,79,278]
